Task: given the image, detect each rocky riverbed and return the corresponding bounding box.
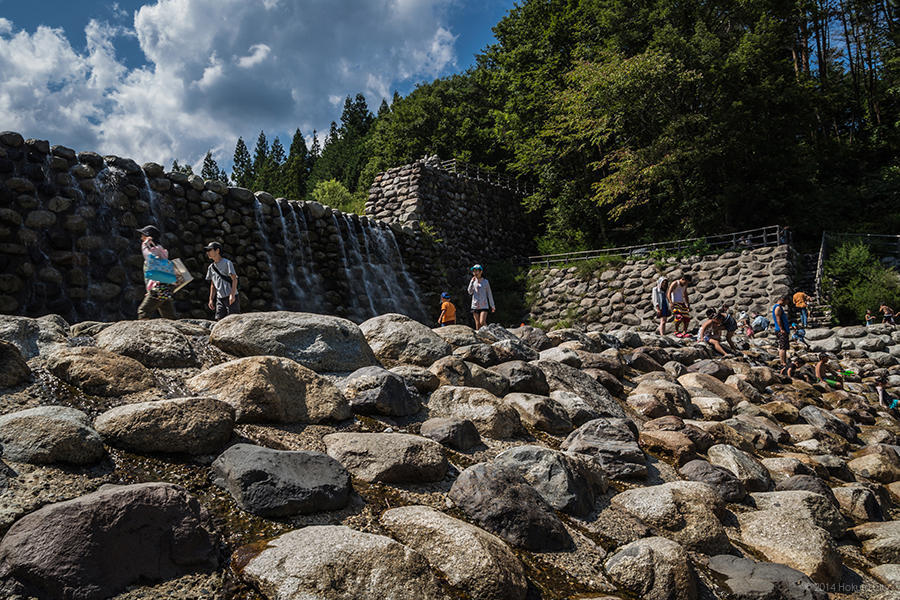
[0,311,899,600]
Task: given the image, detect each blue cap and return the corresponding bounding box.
[441,292,451,299]
[470,264,483,272]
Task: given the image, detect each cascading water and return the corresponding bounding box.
[274,200,306,309]
[252,198,283,309]
[284,202,326,313]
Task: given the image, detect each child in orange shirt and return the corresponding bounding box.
[438,292,456,326]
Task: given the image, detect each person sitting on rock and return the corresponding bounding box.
[815,353,844,389]
[204,242,239,320]
[751,312,769,333]
[667,274,693,338]
[698,309,729,357]
[875,375,899,411]
[136,225,176,320]
[438,292,456,326]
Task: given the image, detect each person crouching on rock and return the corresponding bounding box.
[698,309,730,357]
[137,225,176,320]
[204,242,239,320]
[815,353,844,389]
[468,264,495,330]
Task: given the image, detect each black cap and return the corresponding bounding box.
[136,225,160,239]
[204,241,222,251]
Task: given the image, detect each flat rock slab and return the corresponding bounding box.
[47,346,154,396]
[360,313,451,367]
[212,444,350,517]
[493,445,606,517]
[604,537,697,600]
[323,433,447,483]
[427,386,522,439]
[738,508,842,584]
[381,505,527,600]
[0,406,104,465]
[0,483,218,600]
[208,311,377,372]
[448,462,572,551]
[187,355,350,424]
[707,554,827,600]
[95,320,197,368]
[240,526,449,600]
[93,397,234,455]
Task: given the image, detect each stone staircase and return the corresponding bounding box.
[795,252,833,328]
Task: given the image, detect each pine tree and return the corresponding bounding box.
[377,98,390,118]
[231,137,252,188]
[257,137,286,195]
[250,131,269,190]
[283,128,310,199]
[201,151,227,182]
[171,159,193,175]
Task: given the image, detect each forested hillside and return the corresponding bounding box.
[204,0,898,251]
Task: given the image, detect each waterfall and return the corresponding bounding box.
[274,200,305,308]
[252,198,283,309]
[285,202,326,313]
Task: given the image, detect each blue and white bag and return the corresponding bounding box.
[145,253,177,284]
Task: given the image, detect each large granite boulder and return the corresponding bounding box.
[604,537,697,600]
[0,483,218,600]
[448,462,571,551]
[493,445,606,517]
[339,366,421,416]
[0,406,104,465]
[94,397,233,454]
[389,365,441,394]
[750,491,846,538]
[432,324,478,347]
[212,444,351,517]
[487,362,547,395]
[707,444,774,492]
[503,393,572,434]
[323,433,447,483]
[799,405,857,441]
[627,378,693,418]
[239,526,449,600]
[187,355,350,423]
[427,386,522,439]
[209,311,377,372]
[677,372,746,406]
[0,314,67,359]
[678,459,746,502]
[853,521,900,564]
[360,313,451,367]
[381,506,527,600]
[561,417,646,479]
[707,554,828,600]
[0,341,30,388]
[95,320,197,368]
[46,346,154,396]
[531,359,626,419]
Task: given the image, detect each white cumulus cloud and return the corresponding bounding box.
[0,0,459,171]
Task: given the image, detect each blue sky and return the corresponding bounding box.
[0,0,515,170]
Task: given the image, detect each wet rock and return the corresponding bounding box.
[448,462,571,551]
[427,386,522,439]
[240,526,449,600]
[46,346,154,396]
[323,433,447,483]
[750,491,846,538]
[0,341,30,388]
[420,417,481,450]
[604,537,697,600]
[611,481,729,553]
[339,366,421,416]
[707,554,827,600]
[761,400,800,424]
[832,484,883,523]
[93,397,234,455]
[381,505,527,600]
[799,405,856,441]
[853,520,900,564]
[360,313,451,367]
[0,406,104,465]
[738,508,842,584]
[212,444,350,517]
[208,311,377,372]
[707,444,773,492]
[0,314,67,358]
[504,393,572,434]
[550,390,602,425]
[493,445,606,517]
[389,364,440,394]
[532,359,626,419]
[678,459,746,502]
[0,483,218,600]
[562,417,646,479]
[489,360,549,395]
[187,355,350,424]
[94,319,196,368]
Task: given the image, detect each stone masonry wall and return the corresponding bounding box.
[527,245,795,331]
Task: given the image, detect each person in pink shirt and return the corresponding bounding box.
[136,225,176,320]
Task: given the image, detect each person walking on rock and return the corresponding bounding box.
[137,225,176,320]
[667,274,693,338]
[438,292,456,326]
[204,242,239,320]
[651,277,670,336]
[772,295,791,376]
[793,290,811,328]
[468,264,495,330]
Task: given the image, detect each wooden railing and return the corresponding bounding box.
[437,159,534,196]
[525,225,787,267]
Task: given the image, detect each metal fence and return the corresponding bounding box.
[525,225,786,267]
[437,159,534,196]
[814,231,900,297]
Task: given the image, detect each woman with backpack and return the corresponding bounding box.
[136,225,176,320]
